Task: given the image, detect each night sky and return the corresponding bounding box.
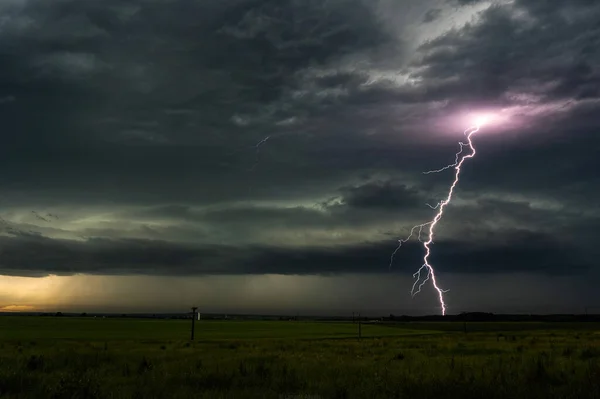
[0,0,599,315]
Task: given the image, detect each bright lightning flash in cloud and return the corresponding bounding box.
[390,114,496,315]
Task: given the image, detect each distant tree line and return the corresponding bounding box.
[384,312,600,322]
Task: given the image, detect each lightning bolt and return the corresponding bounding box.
[249,136,271,172]
[390,124,481,315]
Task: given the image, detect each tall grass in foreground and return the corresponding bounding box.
[0,327,599,398]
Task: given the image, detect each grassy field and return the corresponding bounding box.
[1,317,599,398]
[0,317,433,341]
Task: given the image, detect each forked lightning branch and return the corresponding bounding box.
[390,114,497,315]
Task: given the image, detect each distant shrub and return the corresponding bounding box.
[580,347,600,360]
[238,360,248,377]
[137,357,153,374]
[562,347,575,357]
[26,355,45,371]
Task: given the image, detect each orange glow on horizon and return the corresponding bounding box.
[0,304,36,312]
[0,275,67,310]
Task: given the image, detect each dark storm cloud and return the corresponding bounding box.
[452,0,487,5]
[124,178,431,232]
[0,227,590,277]
[136,203,335,229]
[245,233,588,276]
[448,124,600,206]
[410,1,600,105]
[0,0,599,282]
[0,0,399,207]
[0,234,239,277]
[515,0,600,15]
[429,230,591,276]
[336,180,423,210]
[0,0,392,148]
[423,9,443,23]
[0,136,440,208]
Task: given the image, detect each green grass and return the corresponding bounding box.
[381,321,600,333]
[0,317,432,341]
[1,317,600,398]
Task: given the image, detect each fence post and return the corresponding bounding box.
[191,307,198,340]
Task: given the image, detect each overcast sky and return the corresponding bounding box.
[0,0,599,315]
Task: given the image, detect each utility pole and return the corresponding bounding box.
[190,307,198,341]
[358,312,362,340]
